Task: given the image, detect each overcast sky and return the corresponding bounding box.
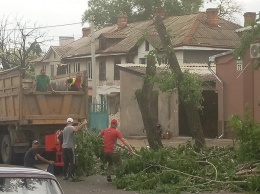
[0,0,259,51]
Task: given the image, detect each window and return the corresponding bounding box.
[145,40,149,51]
[88,62,92,79]
[74,62,80,72]
[237,58,243,71]
[67,64,71,73]
[50,65,54,77]
[99,61,106,81]
[114,58,121,80]
[139,58,146,64]
[57,64,67,75]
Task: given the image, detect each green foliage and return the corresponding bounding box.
[234,17,260,59]
[82,0,203,29]
[228,113,260,162]
[74,128,104,179]
[156,70,203,109]
[114,144,257,193]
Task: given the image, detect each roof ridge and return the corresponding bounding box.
[182,12,203,45]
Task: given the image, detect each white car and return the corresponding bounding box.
[0,166,63,194]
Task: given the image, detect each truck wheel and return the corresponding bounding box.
[1,135,14,164]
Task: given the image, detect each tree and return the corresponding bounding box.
[0,16,44,72]
[154,15,206,148]
[82,0,203,29]
[135,53,163,150]
[206,0,243,22]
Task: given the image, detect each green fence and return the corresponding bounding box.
[89,103,109,131]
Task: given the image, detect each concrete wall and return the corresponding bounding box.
[158,89,179,136]
[120,70,144,136]
[120,70,179,137]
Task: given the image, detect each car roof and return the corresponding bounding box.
[0,166,56,180]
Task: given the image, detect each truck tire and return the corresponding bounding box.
[1,135,14,164]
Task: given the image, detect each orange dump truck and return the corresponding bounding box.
[0,67,88,164]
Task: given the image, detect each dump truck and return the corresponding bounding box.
[0,67,88,164]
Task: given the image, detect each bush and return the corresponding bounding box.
[229,113,260,161]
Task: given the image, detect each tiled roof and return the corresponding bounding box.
[63,25,118,58]
[51,46,72,57]
[103,13,241,53]
[42,11,242,60]
[118,63,216,81]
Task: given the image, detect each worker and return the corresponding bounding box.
[24,140,54,168]
[66,72,83,91]
[98,119,134,182]
[62,118,88,181]
[33,69,55,92]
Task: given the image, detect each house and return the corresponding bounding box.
[210,12,259,138]
[31,8,242,135]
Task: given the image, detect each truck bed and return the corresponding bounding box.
[0,67,87,125]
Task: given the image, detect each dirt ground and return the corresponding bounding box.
[126,136,234,150]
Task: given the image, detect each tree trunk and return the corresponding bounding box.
[154,15,206,148]
[135,54,163,150]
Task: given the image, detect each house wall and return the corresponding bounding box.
[253,67,260,122]
[215,51,256,137]
[133,41,184,64]
[184,50,227,64]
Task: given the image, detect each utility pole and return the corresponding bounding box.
[90,15,97,103]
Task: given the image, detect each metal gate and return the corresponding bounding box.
[89,103,109,130]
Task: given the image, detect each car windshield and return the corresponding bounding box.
[0,178,62,194]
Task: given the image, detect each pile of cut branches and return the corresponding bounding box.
[115,143,260,193]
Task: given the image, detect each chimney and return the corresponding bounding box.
[243,12,256,27]
[206,8,219,27]
[59,36,74,46]
[82,27,91,37]
[153,7,166,19]
[117,14,128,29]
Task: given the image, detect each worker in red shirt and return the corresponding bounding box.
[98,119,134,182]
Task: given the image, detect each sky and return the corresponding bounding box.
[0,0,259,52]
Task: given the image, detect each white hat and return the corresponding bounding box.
[66,118,73,123]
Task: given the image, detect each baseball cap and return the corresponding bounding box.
[67,118,74,123]
[111,119,117,124]
[32,140,39,145]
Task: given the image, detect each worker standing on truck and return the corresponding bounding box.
[66,72,83,91]
[33,69,55,92]
[62,118,88,181]
[98,119,134,182]
[24,140,54,169]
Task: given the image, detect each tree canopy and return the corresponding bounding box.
[82,0,203,29]
[0,16,44,72]
[82,0,243,29]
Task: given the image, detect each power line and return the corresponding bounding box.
[5,22,83,31]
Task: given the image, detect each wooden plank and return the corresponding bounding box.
[0,116,19,121]
[79,97,85,115]
[36,95,49,115]
[60,95,72,115]
[23,114,81,120]
[7,96,15,117]
[0,92,20,98]
[0,97,7,117]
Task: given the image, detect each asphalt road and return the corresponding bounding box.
[57,175,138,194]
